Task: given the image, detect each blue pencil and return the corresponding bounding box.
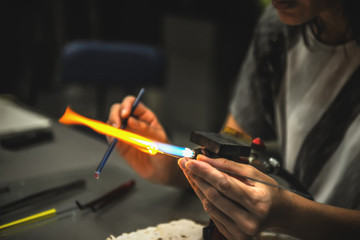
[94,88,145,179]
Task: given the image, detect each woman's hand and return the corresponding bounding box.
[178,155,287,239]
[108,96,187,186]
[107,95,166,180]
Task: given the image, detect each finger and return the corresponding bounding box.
[185,159,255,209]
[126,115,155,132]
[107,102,135,127]
[110,96,147,122]
[108,99,154,129]
[197,154,261,180]
[187,168,256,234]
[120,96,137,119]
[180,159,256,238]
[123,97,163,130]
[179,158,206,197]
[124,117,163,142]
[132,104,160,127]
[196,154,277,188]
[187,175,252,240]
[178,157,189,171]
[108,103,122,127]
[197,154,279,199]
[121,96,150,120]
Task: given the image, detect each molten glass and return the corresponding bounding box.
[59,107,194,158]
[59,107,158,155]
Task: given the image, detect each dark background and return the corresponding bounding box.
[1,0,266,145]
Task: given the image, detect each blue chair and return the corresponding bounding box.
[61,41,165,120]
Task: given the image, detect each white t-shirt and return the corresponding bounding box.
[230,5,360,208]
[283,27,360,203]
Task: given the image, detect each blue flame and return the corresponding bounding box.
[156,142,194,158]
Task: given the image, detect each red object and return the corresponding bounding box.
[94,172,100,179]
[252,137,266,151]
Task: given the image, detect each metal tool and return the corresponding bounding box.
[190,128,280,175]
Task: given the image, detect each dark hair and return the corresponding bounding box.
[302,0,360,45]
[343,0,360,44]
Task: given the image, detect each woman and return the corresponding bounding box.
[107,0,360,239]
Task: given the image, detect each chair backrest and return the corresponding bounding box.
[61,41,166,121]
[61,41,165,87]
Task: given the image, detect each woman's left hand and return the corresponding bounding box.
[178,154,287,240]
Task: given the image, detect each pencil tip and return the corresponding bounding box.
[94,172,100,179]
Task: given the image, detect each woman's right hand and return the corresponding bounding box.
[107,96,188,187]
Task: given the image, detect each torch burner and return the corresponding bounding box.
[189,129,279,175]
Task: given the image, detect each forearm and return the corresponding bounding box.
[275,190,360,239]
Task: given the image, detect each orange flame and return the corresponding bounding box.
[59,107,158,155]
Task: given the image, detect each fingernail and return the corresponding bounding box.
[196,154,207,161]
[178,158,189,170]
[112,123,119,128]
[121,109,127,117]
